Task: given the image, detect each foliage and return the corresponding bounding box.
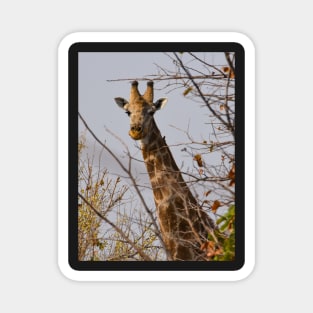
[78,134,163,261]
[215,205,235,261]
[78,134,127,260]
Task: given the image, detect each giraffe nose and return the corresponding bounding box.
[131,125,142,132]
[129,124,143,140]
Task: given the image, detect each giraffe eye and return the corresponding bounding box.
[125,111,131,116]
[148,108,156,116]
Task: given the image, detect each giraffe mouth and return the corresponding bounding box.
[129,129,143,140]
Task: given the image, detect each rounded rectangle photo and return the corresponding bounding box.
[58,32,255,281]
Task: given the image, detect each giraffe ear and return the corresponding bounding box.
[114,97,129,109]
[154,98,168,111]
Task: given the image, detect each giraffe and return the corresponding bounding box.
[115,81,218,261]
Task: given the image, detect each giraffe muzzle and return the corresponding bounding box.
[129,125,143,140]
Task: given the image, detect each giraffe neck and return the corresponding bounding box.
[140,119,191,199]
[140,119,210,260]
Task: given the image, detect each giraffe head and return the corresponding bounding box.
[115,81,167,140]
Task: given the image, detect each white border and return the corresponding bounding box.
[58,32,255,281]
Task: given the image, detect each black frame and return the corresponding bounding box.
[68,42,245,271]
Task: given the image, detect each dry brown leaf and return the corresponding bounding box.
[222,66,235,78]
[183,86,193,96]
[200,241,223,259]
[204,190,212,197]
[211,200,221,213]
[228,164,235,186]
[193,154,203,167]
